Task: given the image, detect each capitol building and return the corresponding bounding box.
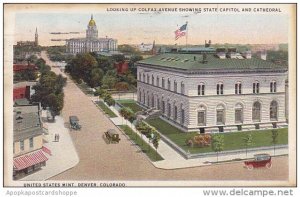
[66,15,118,54]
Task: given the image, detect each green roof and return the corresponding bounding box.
[137,53,287,71]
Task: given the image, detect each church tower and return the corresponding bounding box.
[35,27,38,46]
[86,14,98,39]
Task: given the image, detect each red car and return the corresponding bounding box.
[244,154,272,170]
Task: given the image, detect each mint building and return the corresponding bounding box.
[136,47,288,133]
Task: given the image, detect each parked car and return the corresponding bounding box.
[105,129,121,144]
[69,116,81,130]
[244,154,272,170]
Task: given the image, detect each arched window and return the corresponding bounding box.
[181,104,185,124]
[252,101,261,122]
[270,100,278,120]
[181,82,185,94]
[138,89,141,102]
[167,100,171,117]
[235,103,243,123]
[173,102,178,121]
[198,105,206,126]
[167,79,171,90]
[216,104,225,125]
[151,94,154,108]
[162,98,165,114]
[174,81,177,93]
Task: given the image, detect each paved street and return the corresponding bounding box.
[40,51,289,182]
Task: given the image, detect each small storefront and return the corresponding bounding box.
[13,149,48,179]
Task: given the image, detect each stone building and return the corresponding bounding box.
[13,104,49,179]
[136,47,288,133]
[66,15,118,54]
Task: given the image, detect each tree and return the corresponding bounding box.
[128,55,143,75]
[243,133,254,157]
[102,74,118,89]
[152,138,159,160]
[97,89,110,98]
[26,54,38,64]
[32,71,67,117]
[104,95,115,106]
[115,82,129,91]
[46,93,64,116]
[89,68,104,88]
[36,58,46,68]
[271,129,279,156]
[66,53,97,83]
[211,134,224,162]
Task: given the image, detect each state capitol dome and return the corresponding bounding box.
[88,14,96,26]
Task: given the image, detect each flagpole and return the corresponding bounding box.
[186,21,188,51]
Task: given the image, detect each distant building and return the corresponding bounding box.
[13,104,49,179]
[66,15,118,54]
[138,43,154,52]
[136,46,288,133]
[115,61,129,74]
[13,63,38,73]
[13,81,37,101]
[16,28,39,47]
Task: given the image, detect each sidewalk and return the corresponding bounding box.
[97,101,288,169]
[20,111,79,181]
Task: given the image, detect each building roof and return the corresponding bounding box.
[13,105,43,142]
[137,53,287,72]
[13,81,37,89]
[88,14,96,27]
[14,98,31,106]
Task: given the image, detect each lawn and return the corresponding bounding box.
[95,101,118,118]
[117,99,143,113]
[146,117,288,154]
[119,125,164,162]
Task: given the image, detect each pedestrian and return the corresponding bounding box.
[54,134,57,142]
[57,134,60,142]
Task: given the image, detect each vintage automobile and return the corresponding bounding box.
[105,129,121,144]
[244,154,272,170]
[69,116,82,130]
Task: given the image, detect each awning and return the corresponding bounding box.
[13,149,48,171]
[42,146,52,156]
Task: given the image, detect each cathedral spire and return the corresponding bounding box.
[35,27,38,46]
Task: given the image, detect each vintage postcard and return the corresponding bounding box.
[3,3,296,188]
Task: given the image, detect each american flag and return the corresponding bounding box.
[174,23,187,40]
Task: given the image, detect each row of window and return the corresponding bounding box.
[141,73,185,94]
[14,138,34,153]
[197,101,278,126]
[138,91,279,126]
[139,73,278,95]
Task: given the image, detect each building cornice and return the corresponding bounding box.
[136,63,288,75]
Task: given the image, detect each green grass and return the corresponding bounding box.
[117,99,143,113]
[146,117,288,154]
[95,101,118,118]
[119,125,164,162]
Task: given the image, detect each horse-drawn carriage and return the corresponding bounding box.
[105,129,121,144]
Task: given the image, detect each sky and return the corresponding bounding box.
[14,9,289,46]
